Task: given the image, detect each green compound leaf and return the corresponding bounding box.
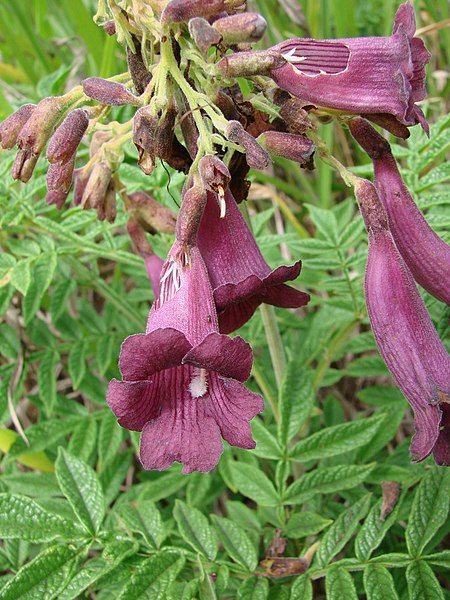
[229,462,280,507]
[0,494,80,543]
[316,493,372,567]
[290,413,384,461]
[355,495,402,561]
[325,566,358,600]
[118,553,185,600]
[291,574,313,600]
[278,364,315,447]
[55,448,105,535]
[236,577,269,600]
[363,564,399,600]
[284,464,375,505]
[284,511,332,539]
[406,560,445,600]
[118,501,165,549]
[406,468,450,557]
[173,500,217,561]
[0,544,81,600]
[211,515,258,571]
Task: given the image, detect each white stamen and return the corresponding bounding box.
[282,48,307,64]
[189,368,208,398]
[218,186,226,218]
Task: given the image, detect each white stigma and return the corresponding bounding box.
[189,368,208,399]
[218,186,226,219]
[282,48,307,64]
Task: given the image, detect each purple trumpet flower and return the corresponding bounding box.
[269,1,430,133]
[108,242,263,473]
[356,179,450,464]
[349,118,450,306]
[197,190,309,333]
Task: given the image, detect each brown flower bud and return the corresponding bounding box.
[226,120,270,170]
[46,156,75,209]
[279,98,312,134]
[133,106,158,175]
[128,191,177,234]
[212,13,267,45]
[258,131,315,168]
[90,130,111,158]
[217,50,286,78]
[348,118,390,160]
[0,104,35,150]
[82,77,141,106]
[229,152,251,203]
[81,161,112,209]
[189,17,222,53]
[176,183,208,247]
[47,109,89,164]
[127,37,152,95]
[98,181,117,223]
[213,90,241,122]
[199,155,231,217]
[11,150,39,183]
[161,0,245,24]
[73,168,90,205]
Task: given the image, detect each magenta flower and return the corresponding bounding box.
[269,1,430,132]
[349,118,450,306]
[108,243,263,473]
[356,179,450,464]
[197,190,309,333]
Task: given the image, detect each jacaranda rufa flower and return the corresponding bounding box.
[356,179,450,464]
[197,190,309,333]
[108,242,263,473]
[350,118,450,306]
[82,77,141,106]
[257,131,315,169]
[46,156,75,209]
[0,104,35,150]
[161,0,245,24]
[269,1,430,133]
[212,13,267,45]
[47,108,89,164]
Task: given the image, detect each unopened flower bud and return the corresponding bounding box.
[217,50,286,78]
[226,120,270,170]
[258,131,315,168]
[11,150,39,183]
[348,118,390,160]
[46,156,75,209]
[354,178,389,232]
[47,109,89,164]
[176,183,208,247]
[98,181,117,223]
[133,106,158,175]
[199,155,230,217]
[212,13,267,45]
[81,161,112,209]
[127,37,152,95]
[128,191,177,234]
[161,0,245,24]
[279,98,312,134]
[0,104,35,150]
[189,18,222,53]
[213,91,241,122]
[361,113,410,140]
[82,77,141,106]
[103,20,116,35]
[90,130,111,158]
[73,168,90,205]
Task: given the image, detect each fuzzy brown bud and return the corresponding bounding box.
[176,184,208,247]
[133,106,158,175]
[81,161,112,209]
[97,181,117,223]
[258,131,315,168]
[47,109,89,164]
[279,98,312,134]
[46,156,75,209]
[128,191,177,234]
[226,120,270,170]
[82,77,141,106]
[189,18,222,53]
[0,104,36,150]
[11,150,39,183]
[73,168,90,206]
[217,50,286,78]
[161,0,245,24]
[348,118,390,160]
[127,37,152,95]
[212,13,266,45]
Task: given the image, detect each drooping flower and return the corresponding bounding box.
[197,189,309,333]
[268,1,430,133]
[356,179,450,464]
[349,117,450,306]
[107,242,263,473]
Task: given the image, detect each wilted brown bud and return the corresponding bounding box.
[348,118,391,160]
[127,37,152,95]
[217,50,286,78]
[103,20,116,35]
[214,91,241,122]
[81,161,112,209]
[47,109,89,164]
[212,13,266,45]
[199,155,230,197]
[73,168,90,205]
[128,191,177,234]
[258,131,315,168]
[161,0,245,24]
[176,183,208,247]
[226,120,270,170]
[133,106,158,175]
[90,131,111,158]
[229,152,251,203]
[97,181,117,223]
[189,17,222,53]
[0,104,35,150]
[46,156,75,209]
[279,98,312,134]
[82,77,141,106]
[11,150,39,183]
